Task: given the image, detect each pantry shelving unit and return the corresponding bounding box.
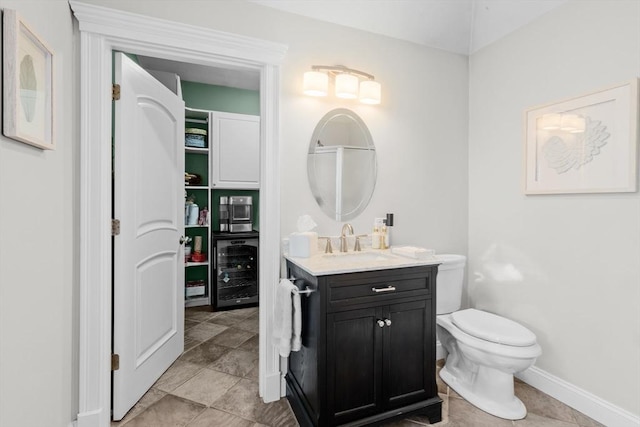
[184,107,212,307]
[183,106,261,308]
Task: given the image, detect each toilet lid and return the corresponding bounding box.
[451,309,537,347]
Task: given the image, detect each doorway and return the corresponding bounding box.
[112,52,265,422]
[71,2,287,426]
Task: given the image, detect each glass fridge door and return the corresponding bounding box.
[214,237,259,308]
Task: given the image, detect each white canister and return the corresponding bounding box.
[188,203,199,225]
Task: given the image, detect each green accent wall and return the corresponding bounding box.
[181,81,260,115]
[185,153,208,186]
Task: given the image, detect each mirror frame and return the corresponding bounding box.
[307,108,377,221]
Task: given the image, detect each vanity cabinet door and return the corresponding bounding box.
[383,299,435,409]
[326,306,384,425]
[325,299,435,424]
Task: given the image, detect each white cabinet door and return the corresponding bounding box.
[112,53,185,420]
[210,112,260,189]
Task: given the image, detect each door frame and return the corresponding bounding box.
[70,2,288,426]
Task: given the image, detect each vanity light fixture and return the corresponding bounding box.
[303,65,381,105]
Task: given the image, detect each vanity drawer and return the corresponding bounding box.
[327,267,434,309]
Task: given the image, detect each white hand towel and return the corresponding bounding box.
[291,288,302,353]
[273,279,302,357]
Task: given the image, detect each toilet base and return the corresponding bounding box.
[440,365,526,420]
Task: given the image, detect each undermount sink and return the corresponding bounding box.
[320,251,397,265]
[285,249,440,276]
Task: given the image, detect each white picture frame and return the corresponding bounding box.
[2,9,54,150]
[524,79,638,194]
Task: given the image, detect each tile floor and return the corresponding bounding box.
[112,306,604,427]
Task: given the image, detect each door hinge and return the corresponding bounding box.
[112,219,120,236]
[111,354,120,371]
[112,84,121,101]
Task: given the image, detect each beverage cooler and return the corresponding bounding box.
[211,231,259,309]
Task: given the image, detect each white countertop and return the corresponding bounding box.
[285,248,441,276]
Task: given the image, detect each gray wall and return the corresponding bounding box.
[0,1,78,426]
[468,0,640,416]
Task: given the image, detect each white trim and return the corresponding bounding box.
[70,2,287,426]
[517,366,640,427]
[257,63,283,402]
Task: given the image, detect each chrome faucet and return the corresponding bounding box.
[340,223,354,252]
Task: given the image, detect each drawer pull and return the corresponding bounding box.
[371,285,396,293]
[384,318,392,326]
[376,319,385,328]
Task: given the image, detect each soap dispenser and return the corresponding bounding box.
[383,213,394,248]
[372,225,381,249]
[380,222,388,249]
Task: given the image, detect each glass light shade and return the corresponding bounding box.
[303,71,328,96]
[539,113,562,130]
[359,80,381,105]
[335,73,359,99]
[560,114,585,133]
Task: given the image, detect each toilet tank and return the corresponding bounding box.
[435,254,466,314]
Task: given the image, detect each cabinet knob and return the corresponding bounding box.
[179,236,186,245]
[384,318,392,327]
[377,319,385,328]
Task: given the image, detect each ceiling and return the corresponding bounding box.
[252,0,567,55]
[138,56,261,90]
[139,0,567,89]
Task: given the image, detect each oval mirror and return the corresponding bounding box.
[307,109,377,221]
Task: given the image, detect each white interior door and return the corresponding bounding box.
[112,52,185,420]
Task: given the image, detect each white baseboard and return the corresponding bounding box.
[75,408,104,427]
[263,371,282,403]
[517,366,640,427]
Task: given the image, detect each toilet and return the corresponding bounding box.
[435,254,541,420]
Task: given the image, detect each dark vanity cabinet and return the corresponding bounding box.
[285,261,442,427]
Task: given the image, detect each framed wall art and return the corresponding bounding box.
[3,9,54,150]
[524,79,638,194]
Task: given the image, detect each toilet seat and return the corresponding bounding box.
[451,309,537,347]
